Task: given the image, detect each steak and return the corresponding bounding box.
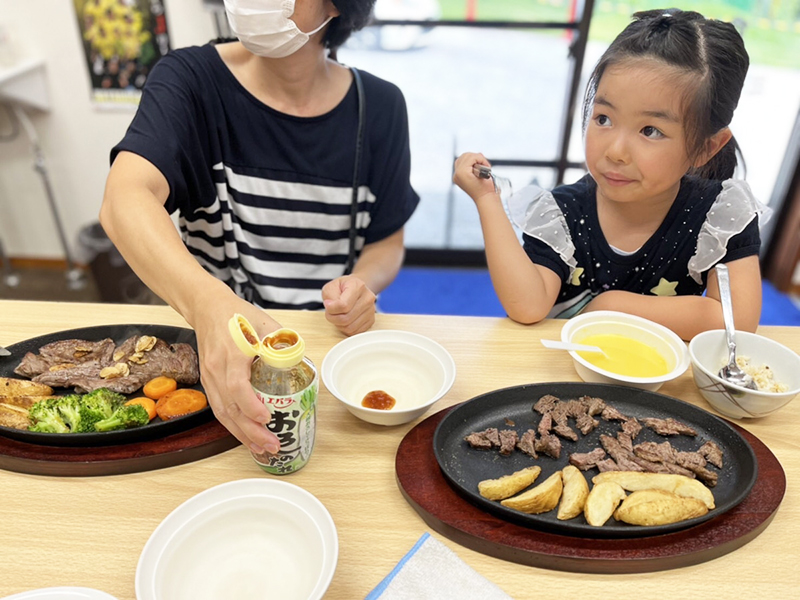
[569,447,607,471]
[15,339,116,378]
[642,417,697,437]
[14,335,199,394]
[699,440,724,468]
[516,429,538,458]
[498,430,519,455]
[464,427,501,450]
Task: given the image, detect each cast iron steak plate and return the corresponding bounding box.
[433,382,757,539]
[0,324,211,447]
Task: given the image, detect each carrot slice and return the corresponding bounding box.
[156,389,208,421]
[143,376,178,400]
[124,397,157,421]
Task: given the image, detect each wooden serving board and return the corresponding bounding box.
[395,406,786,574]
[0,419,240,476]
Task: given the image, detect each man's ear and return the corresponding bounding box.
[693,127,733,168]
[326,0,341,18]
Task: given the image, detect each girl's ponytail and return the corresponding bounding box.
[693,136,745,181]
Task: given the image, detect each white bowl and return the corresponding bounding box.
[136,479,337,600]
[688,330,800,419]
[321,330,456,426]
[560,311,690,392]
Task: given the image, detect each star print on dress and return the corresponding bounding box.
[650,278,679,296]
[570,267,584,286]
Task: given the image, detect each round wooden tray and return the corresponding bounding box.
[395,405,786,574]
[0,419,240,477]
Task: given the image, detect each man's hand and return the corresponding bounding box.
[191,296,283,454]
[322,275,376,336]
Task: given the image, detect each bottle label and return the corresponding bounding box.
[251,377,318,475]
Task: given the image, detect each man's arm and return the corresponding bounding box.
[100,151,282,454]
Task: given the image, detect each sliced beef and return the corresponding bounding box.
[575,412,599,435]
[533,394,559,415]
[596,458,622,472]
[537,412,553,436]
[620,417,642,439]
[569,447,607,471]
[698,441,724,469]
[599,434,646,472]
[15,335,199,395]
[516,429,538,458]
[15,338,116,378]
[534,433,561,459]
[464,427,501,450]
[642,417,697,437]
[633,441,677,463]
[581,395,606,416]
[498,430,519,456]
[616,432,634,452]
[601,405,628,421]
[632,442,694,477]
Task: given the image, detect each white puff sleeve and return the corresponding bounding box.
[687,179,773,284]
[504,185,578,280]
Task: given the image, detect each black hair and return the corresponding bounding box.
[582,8,749,180]
[324,0,376,50]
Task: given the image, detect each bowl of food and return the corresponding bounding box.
[321,330,456,426]
[688,330,800,419]
[136,479,337,600]
[560,311,690,392]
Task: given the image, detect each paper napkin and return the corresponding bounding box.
[365,533,513,600]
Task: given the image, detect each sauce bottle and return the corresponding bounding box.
[249,328,318,475]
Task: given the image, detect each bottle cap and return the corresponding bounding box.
[260,328,305,368]
[228,313,262,357]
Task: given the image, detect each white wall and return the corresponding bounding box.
[0,0,216,261]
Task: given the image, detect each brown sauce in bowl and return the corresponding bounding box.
[362,390,396,410]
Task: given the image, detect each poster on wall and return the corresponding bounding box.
[73,0,171,109]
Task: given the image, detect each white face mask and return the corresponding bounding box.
[224,0,333,59]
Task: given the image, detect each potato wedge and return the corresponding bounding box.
[501,471,563,514]
[0,377,53,397]
[592,471,715,510]
[0,395,56,410]
[0,404,31,430]
[557,465,590,520]
[478,465,541,501]
[613,489,708,526]
[584,481,627,526]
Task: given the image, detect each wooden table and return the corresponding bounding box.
[0,299,798,599]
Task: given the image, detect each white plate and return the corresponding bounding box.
[136,479,337,600]
[2,589,117,600]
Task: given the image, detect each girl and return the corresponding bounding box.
[453,9,771,341]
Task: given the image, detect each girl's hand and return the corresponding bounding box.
[453,152,497,203]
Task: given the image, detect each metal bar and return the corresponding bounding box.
[485,159,585,170]
[555,0,595,184]
[369,20,580,30]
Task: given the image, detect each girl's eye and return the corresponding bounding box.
[642,125,664,139]
[595,114,611,126]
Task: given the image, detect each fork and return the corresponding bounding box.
[472,164,514,199]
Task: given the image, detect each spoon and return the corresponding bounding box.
[715,264,757,390]
[541,339,606,356]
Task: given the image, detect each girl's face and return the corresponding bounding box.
[584,60,694,208]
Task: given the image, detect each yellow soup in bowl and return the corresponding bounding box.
[576,333,669,378]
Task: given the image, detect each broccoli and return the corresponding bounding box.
[94,403,150,432]
[55,394,83,432]
[28,398,70,433]
[80,387,125,422]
